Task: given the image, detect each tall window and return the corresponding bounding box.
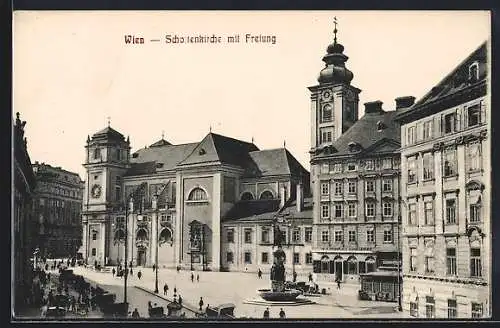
[321,205,330,219]
[334,182,343,195]
[348,231,356,242]
[93,148,101,160]
[261,252,269,264]
[347,257,357,274]
[366,230,374,243]
[446,248,457,275]
[188,188,208,201]
[423,152,434,180]
[423,120,433,140]
[366,203,375,218]
[383,202,393,217]
[227,230,234,243]
[424,201,434,225]
[467,142,482,172]
[366,180,375,193]
[244,252,252,264]
[261,229,270,243]
[244,229,252,243]
[91,248,96,256]
[115,176,121,202]
[293,253,300,264]
[446,199,457,224]
[472,303,483,318]
[383,229,393,243]
[334,230,342,242]
[444,147,458,177]
[334,204,343,218]
[347,203,356,218]
[306,253,313,264]
[382,179,393,192]
[470,247,482,277]
[425,296,435,318]
[469,62,479,81]
[467,104,481,127]
[322,104,332,122]
[333,163,342,173]
[292,228,301,243]
[444,112,457,134]
[365,160,374,171]
[470,202,481,223]
[407,126,416,145]
[321,182,330,195]
[448,299,457,318]
[410,301,418,317]
[321,230,329,243]
[227,252,234,263]
[348,180,357,194]
[410,248,417,272]
[382,158,393,170]
[305,227,312,243]
[408,156,417,183]
[321,129,333,143]
[92,232,97,240]
[425,252,434,273]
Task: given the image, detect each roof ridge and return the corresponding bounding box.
[209,132,255,146]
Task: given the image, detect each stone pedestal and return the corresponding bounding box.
[272,281,285,292]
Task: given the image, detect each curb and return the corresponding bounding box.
[134,286,202,315]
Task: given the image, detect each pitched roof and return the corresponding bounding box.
[92,126,125,141]
[324,110,400,157]
[149,138,172,147]
[221,199,280,222]
[395,41,487,123]
[178,133,259,167]
[128,143,198,174]
[247,148,308,177]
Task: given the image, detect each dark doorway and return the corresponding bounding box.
[137,247,147,267]
[335,261,343,282]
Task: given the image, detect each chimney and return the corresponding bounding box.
[279,186,287,208]
[395,96,415,110]
[296,182,304,213]
[364,101,384,114]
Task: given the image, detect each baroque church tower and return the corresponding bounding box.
[309,19,361,155]
[81,123,131,265]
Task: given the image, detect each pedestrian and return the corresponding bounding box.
[308,272,313,282]
[176,265,180,273]
[112,268,116,277]
[178,295,183,306]
[148,301,152,310]
[45,264,49,271]
[163,283,168,296]
[198,297,204,311]
[197,274,199,282]
[130,268,133,276]
[293,271,297,282]
[279,308,286,319]
[137,270,142,280]
[263,307,270,319]
[173,287,177,295]
[206,304,210,313]
[258,268,262,279]
[152,264,156,272]
[191,272,194,283]
[132,308,140,318]
[337,278,341,289]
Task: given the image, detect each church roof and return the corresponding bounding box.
[395,41,487,124]
[247,148,308,177]
[149,138,172,147]
[319,109,400,157]
[221,199,281,222]
[128,143,198,175]
[92,126,125,141]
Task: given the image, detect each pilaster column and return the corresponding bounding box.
[100,222,106,265]
[82,222,88,259]
[211,173,221,271]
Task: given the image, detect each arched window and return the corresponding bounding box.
[136,228,148,241]
[365,256,376,273]
[114,229,125,242]
[322,104,332,122]
[188,188,207,201]
[347,256,358,275]
[469,62,479,82]
[260,190,274,200]
[321,255,330,273]
[241,192,254,201]
[159,228,172,245]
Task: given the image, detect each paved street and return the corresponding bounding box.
[72,266,407,319]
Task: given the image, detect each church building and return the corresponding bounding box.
[81,127,309,272]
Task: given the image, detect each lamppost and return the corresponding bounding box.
[124,197,133,305]
[153,194,159,294]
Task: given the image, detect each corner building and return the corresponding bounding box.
[395,42,490,318]
[81,127,309,272]
[309,29,410,284]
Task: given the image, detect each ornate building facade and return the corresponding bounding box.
[395,42,490,318]
[13,112,37,313]
[32,162,84,259]
[308,27,411,284]
[81,127,309,272]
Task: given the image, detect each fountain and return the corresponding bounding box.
[245,216,315,306]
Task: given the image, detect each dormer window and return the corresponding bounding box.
[469,62,479,82]
[348,141,362,153]
[377,121,386,131]
[199,148,206,155]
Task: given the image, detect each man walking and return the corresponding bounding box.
[337,278,341,289]
[163,283,168,296]
[137,270,142,280]
[196,274,200,282]
[263,307,270,319]
[198,297,204,311]
[152,264,156,272]
[112,268,116,277]
[308,272,313,282]
[191,272,194,283]
[258,268,262,279]
[293,270,297,282]
[279,308,286,319]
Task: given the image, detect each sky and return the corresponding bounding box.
[13,11,490,180]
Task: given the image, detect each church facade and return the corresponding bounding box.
[80,128,309,272]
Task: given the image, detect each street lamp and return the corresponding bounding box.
[124,197,133,305]
[153,194,159,294]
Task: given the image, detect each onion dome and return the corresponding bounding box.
[318,18,354,84]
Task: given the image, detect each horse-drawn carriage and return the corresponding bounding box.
[205,303,235,319]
